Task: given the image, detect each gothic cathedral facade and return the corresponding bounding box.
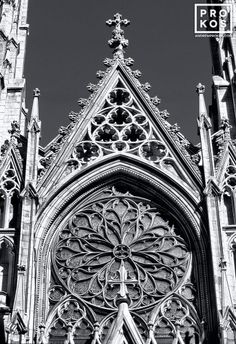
[0,1,235,343]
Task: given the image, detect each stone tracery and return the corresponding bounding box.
[67,81,171,173]
[54,188,189,310]
[153,297,201,343]
[47,187,202,343]
[0,166,20,228]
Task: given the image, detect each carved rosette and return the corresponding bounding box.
[53,188,190,311]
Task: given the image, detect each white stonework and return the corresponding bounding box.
[0,0,29,147]
[0,3,236,344]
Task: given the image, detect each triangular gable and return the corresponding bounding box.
[0,141,23,194]
[38,60,202,196]
[220,306,236,335]
[103,302,144,344]
[216,141,236,186]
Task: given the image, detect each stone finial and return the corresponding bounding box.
[33,88,40,97]
[38,323,47,344]
[196,83,205,94]
[8,120,21,144]
[30,88,40,121]
[8,120,20,137]
[106,13,130,58]
[92,322,102,344]
[196,82,209,125]
[220,117,231,130]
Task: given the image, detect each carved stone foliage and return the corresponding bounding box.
[65,80,180,177]
[53,188,190,311]
[106,13,130,58]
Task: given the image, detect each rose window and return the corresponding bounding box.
[54,188,190,310]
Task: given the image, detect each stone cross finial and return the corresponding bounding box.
[106,13,130,58]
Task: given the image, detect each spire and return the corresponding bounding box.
[30,88,40,120]
[196,83,215,181]
[106,13,130,59]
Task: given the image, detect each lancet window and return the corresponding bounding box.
[0,167,19,229]
[223,165,236,225]
[0,238,14,307]
[228,236,236,286]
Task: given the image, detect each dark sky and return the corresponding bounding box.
[24,0,211,146]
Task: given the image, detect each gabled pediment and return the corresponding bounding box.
[216,141,236,187]
[220,306,236,334]
[0,140,23,193]
[103,303,144,344]
[37,59,202,197]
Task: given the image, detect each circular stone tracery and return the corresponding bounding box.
[88,87,152,154]
[53,189,190,310]
[70,83,169,168]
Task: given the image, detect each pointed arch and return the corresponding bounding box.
[43,296,96,344]
[150,293,204,344]
[33,159,213,341]
[35,156,207,249]
[0,235,15,308]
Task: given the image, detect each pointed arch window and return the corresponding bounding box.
[0,167,20,229]
[223,165,236,225]
[0,237,15,307]
[0,190,5,227]
[43,186,203,343]
[228,237,236,286]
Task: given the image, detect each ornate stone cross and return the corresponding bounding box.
[106,13,130,58]
[106,13,130,32]
[108,260,138,305]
